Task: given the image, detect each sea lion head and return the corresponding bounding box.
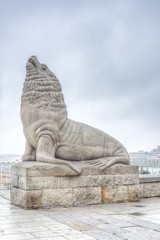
[22,56,67,114]
[26,55,56,79]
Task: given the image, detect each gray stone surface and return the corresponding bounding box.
[140,175,160,183]
[73,187,101,206]
[11,161,138,177]
[11,162,139,208]
[2,193,160,240]
[139,175,160,198]
[42,188,73,207]
[143,182,160,198]
[20,56,130,175]
[101,185,139,203]
[11,187,42,209]
[11,161,79,177]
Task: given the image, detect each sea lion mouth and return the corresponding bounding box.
[28,57,37,67]
[26,56,40,70]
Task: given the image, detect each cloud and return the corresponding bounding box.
[0,0,160,153]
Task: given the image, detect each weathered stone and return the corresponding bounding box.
[11,161,139,208]
[101,185,139,203]
[42,189,73,207]
[143,182,160,197]
[94,175,115,186]
[11,187,27,208]
[11,162,79,177]
[113,186,128,203]
[127,185,139,201]
[138,175,160,198]
[114,174,139,186]
[20,56,130,176]
[101,185,128,203]
[58,175,115,188]
[11,161,137,177]
[26,190,42,209]
[12,176,59,190]
[73,187,101,206]
[42,177,59,189]
[139,175,160,183]
[101,186,115,203]
[11,187,42,209]
[89,164,138,176]
[139,183,144,198]
[11,175,18,187]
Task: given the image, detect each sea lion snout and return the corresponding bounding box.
[26,58,35,70]
[26,56,39,68]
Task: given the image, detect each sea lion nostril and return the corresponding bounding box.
[29,58,36,67]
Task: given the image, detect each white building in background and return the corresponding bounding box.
[130,146,160,174]
[0,154,21,190]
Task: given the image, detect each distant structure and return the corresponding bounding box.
[152,145,160,153]
[130,146,160,174]
[0,155,21,190]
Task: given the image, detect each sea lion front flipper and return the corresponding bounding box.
[36,135,81,174]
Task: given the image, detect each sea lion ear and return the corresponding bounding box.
[49,70,57,78]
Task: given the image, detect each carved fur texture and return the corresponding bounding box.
[21,56,130,175]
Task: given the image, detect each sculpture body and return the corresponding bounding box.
[21,56,130,174]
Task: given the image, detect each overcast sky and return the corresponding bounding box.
[0,0,160,154]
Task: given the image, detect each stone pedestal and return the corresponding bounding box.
[11,161,139,209]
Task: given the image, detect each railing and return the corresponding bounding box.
[0,157,21,190]
[0,162,12,190]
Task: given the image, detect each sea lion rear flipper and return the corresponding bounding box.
[85,156,130,170]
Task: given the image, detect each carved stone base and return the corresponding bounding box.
[11,161,139,209]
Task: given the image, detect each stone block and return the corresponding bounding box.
[11,161,138,177]
[139,175,160,183]
[89,164,138,176]
[11,175,19,187]
[58,175,115,189]
[11,162,139,208]
[127,185,139,201]
[101,186,115,203]
[114,174,139,186]
[139,183,144,198]
[22,177,59,190]
[101,185,139,203]
[11,187,26,208]
[11,161,79,177]
[94,175,115,186]
[42,188,73,207]
[73,187,101,206]
[11,187,42,209]
[139,176,160,198]
[143,182,160,197]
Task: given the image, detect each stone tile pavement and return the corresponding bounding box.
[0,190,160,240]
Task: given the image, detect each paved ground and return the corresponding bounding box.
[0,191,160,240]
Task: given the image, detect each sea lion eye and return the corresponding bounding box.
[42,64,47,70]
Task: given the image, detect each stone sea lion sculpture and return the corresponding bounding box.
[21,56,130,174]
